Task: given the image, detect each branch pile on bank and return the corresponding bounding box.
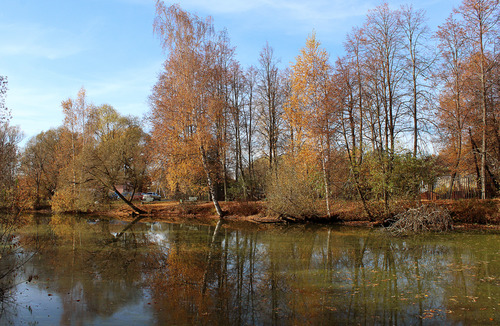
[386,205,452,235]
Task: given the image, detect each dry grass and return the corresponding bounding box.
[223,201,264,217]
[99,198,500,229]
[447,199,499,224]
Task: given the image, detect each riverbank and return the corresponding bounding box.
[92,199,500,230]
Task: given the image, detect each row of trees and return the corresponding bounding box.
[0,77,23,209]
[3,0,500,219]
[15,88,150,213]
[148,0,500,218]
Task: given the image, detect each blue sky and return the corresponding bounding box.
[1,0,457,143]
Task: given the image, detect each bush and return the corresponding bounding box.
[266,158,322,220]
[449,199,498,224]
[51,187,96,213]
[224,201,263,216]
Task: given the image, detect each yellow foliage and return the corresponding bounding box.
[286,32,335,155]
[51,186,96,213]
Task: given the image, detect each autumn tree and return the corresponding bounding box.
[457,0,499,198]
[150,2,235,217]
[81,105,149,214]
[20,128,68,208]
[435,14,471,195]
[334,57,374,217]
[227,61,250,199]
[0,77,22,209]
[51,89,149,213]
[399,5,433,157]
[343,27,368,164]
[285,32,335,217]
[257,43,286,174]
[52,88,95,212]
[0,123,22,209]
[364,3,405,159]
[358,3,406,212]
[242,66,259,198]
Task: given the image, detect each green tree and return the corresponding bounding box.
[82,105,149,214]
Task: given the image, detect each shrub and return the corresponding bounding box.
[51,187,96,213]
[266,158,322,220]
[224,201,263,216]
[449,199,498,224]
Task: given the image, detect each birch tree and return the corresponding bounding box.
[257,43,284,173]
[150,1,234,217]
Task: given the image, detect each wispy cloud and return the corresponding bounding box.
[0,23,88,60]
[179,0,373,20]
[86,60,164,114]
[7,58,163,143]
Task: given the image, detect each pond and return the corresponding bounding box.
[0,214,499,325]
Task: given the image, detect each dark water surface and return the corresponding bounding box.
[1,215,499,325]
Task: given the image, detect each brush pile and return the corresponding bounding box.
[386,205,453,235]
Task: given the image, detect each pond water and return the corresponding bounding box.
[0,214,499,325]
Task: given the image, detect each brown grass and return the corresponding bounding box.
[99,198,500,229]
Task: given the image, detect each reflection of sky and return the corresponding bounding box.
[11,281,154,325]
[11,282,63,325]
[146,222,170,252]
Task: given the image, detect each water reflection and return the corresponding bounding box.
[1,215,499,325]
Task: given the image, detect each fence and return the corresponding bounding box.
[421,175,481,200]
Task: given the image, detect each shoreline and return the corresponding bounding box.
[89,199,500,231]
[10,199,500,231]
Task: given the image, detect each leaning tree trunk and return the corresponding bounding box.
[111,185,147,215]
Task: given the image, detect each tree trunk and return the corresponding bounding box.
[470,128,482,192]
[111,184,146,215]
[320,146,331,218]
[202,219,224,294]
[200,145,224,218]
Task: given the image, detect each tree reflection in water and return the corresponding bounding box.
[146,224,499,325]
[6,214,156,325]
[1,215,499,325]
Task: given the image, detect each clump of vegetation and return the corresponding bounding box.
[224,201,263,217]
[266,158,322,220]
[449,199,498,224]
[386,205,453,235]
[51,186,96,213]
